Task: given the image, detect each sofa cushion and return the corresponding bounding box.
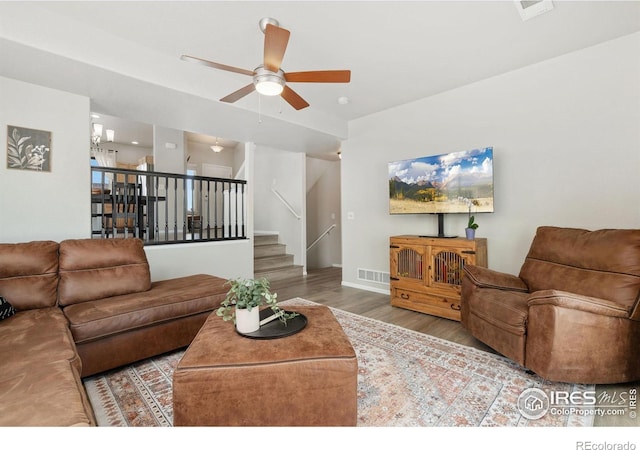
[63,274,229,344]
[0,307,94,426]
[0,240,59,310]
[0,297,15,321]
[0,359,94,426]
[519,227,640,307]
[58,238,151,307]
[0,307,81,374]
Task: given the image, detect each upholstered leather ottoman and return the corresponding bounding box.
[173,305,357,426]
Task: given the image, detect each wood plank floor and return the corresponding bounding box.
[271,267,639,427]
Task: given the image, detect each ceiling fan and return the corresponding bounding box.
[180,18,351,110]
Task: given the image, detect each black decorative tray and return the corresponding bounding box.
[236,309,307,339]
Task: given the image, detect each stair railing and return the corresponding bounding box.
[91,166,247,245]
[307,223,337,251]
[271,187,301,220]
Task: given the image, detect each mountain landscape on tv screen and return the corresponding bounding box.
[388,147,494,214]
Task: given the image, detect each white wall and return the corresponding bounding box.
[306,157,342,269]
[99,142,152,167]
[153,126,185,174]
[185,140,240,176]
[144,240,253,282]
[0,76,90,242]
[341,32,640,292]
[253,145,306,270]
[1,76,253,281]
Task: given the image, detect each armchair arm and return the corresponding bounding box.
[463,265,529,292]
[527,290,631,319]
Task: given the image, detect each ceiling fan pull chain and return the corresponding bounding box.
[258,93,262,124]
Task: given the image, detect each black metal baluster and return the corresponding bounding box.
[240,182,245,238]
[214,180,218,239]
[163,176,168,242]
[205,179,211,240]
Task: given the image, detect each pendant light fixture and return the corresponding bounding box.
[91,123,103,145]
[210,137,223,153]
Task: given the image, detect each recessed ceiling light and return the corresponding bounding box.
[131,141,139,145]
[90,113,100,119]
[337,96,350,105]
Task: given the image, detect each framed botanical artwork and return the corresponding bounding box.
[7,125,52,172]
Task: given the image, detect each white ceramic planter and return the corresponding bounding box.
[235,307,260,333]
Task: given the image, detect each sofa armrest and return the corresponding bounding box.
[463,265,529,292]
[527,289,631,319]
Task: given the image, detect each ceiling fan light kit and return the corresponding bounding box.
[181,18,351,110]
[253,66,285,96]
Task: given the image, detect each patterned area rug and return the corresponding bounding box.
[84,298,594,427]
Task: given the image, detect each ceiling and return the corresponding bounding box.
[1,1,639,158]
[90,113,153,148]
[89,113,238,150]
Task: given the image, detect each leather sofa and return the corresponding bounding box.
[0,238,228,426]
[461,226,640,384]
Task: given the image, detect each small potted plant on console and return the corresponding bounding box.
[465,199,480,240]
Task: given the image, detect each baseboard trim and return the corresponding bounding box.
[341,280,390,296]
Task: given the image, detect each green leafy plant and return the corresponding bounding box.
[466,199,480,230]
[467,215,479,230]
[215,277,297,325]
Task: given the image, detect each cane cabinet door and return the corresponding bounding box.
[390,244,426,286]
[429,246,476,295]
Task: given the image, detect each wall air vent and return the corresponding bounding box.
[357,268,390,285]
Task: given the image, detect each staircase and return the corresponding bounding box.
[254,233,304,282]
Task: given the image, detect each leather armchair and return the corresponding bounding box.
[461,226,640,384]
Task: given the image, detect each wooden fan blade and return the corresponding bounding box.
[264,24,290,73]
[281,86,309,110]
[285,70,351,83]
[220,84,256,103]
[181,55,254,77]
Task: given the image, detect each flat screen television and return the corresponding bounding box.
[388,146,494,237]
